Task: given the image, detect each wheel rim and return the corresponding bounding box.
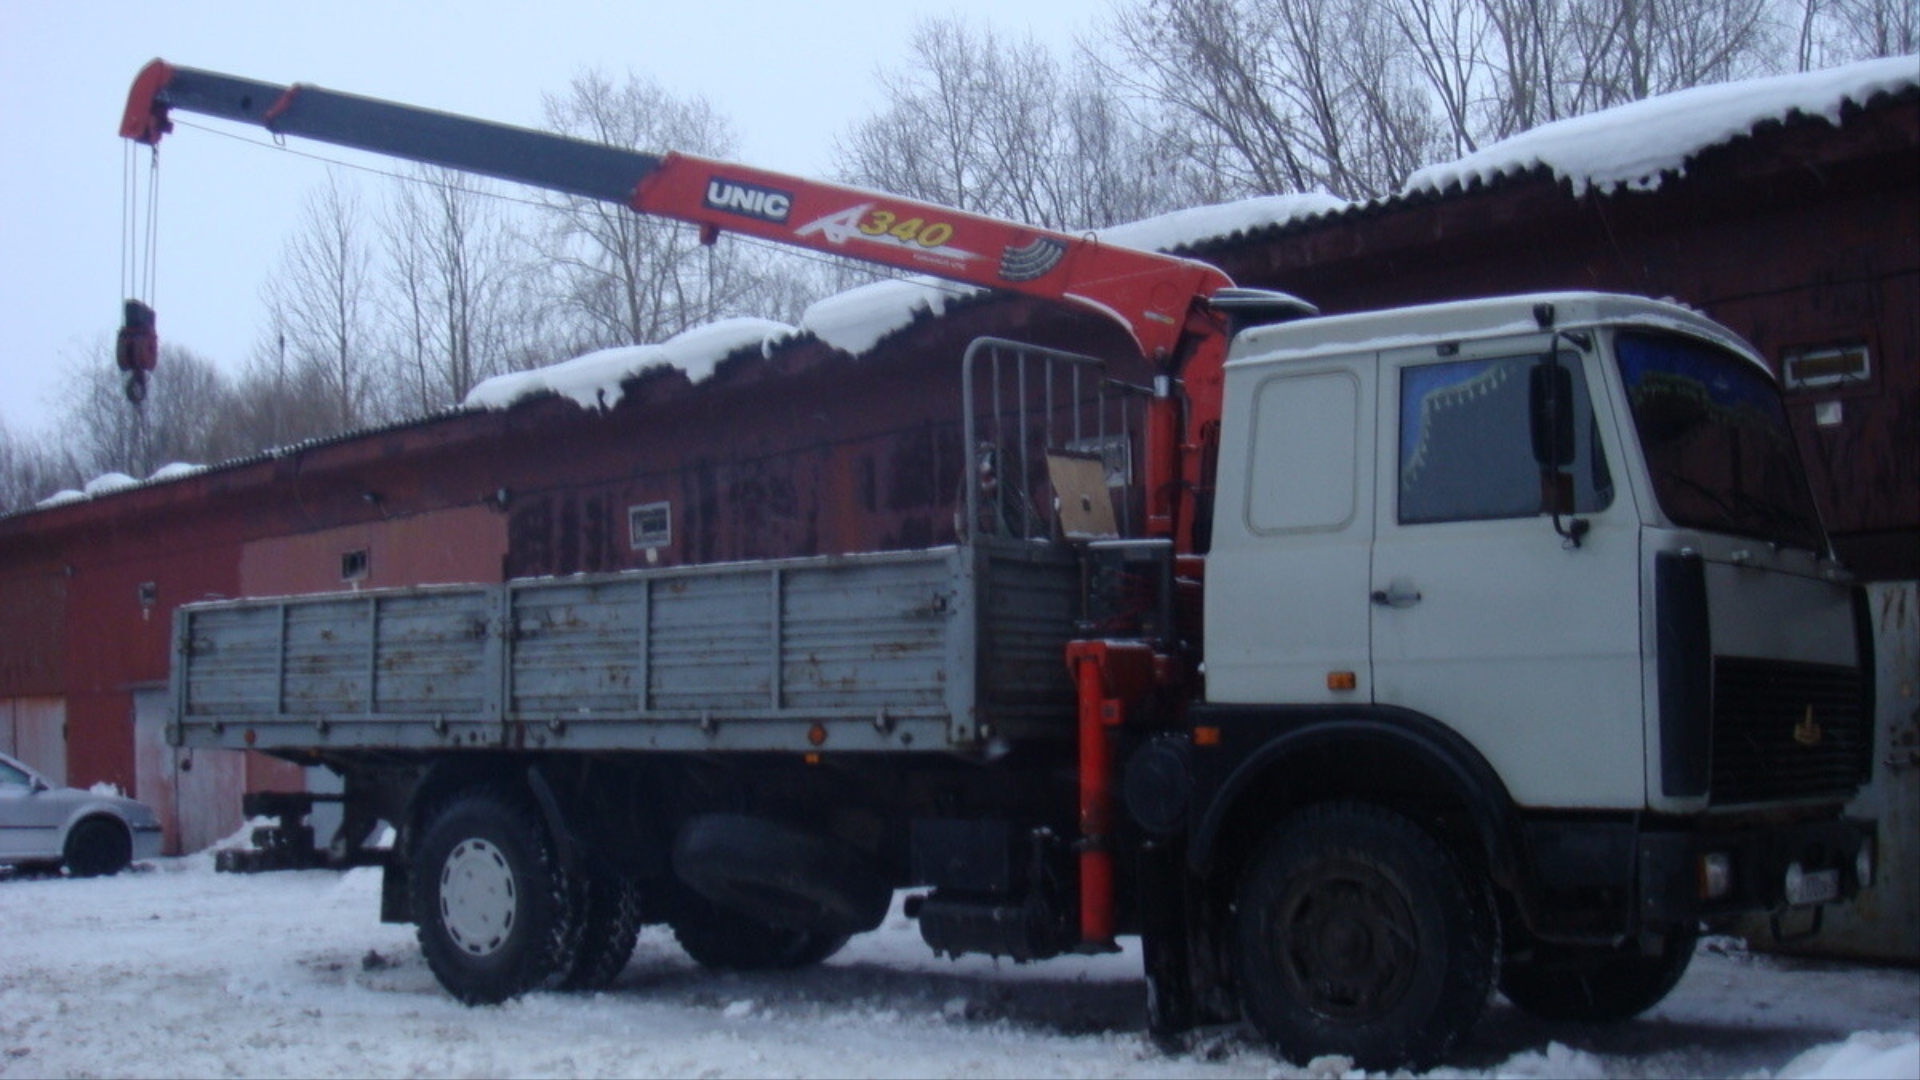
[1270,858,1418,1022]
[439,837,517,957]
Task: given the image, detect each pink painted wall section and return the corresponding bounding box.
[240,505,508,596]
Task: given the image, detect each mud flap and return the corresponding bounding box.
[1141,836,1239,1049]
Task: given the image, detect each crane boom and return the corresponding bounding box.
[118,59,1298,548]
[120,60,1234,364]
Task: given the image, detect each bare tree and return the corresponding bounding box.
[1561,0,1779,111]
[1793,0,1919,67]
[1481,0,1576,132]
[0,419,79,514]
[380,167,546,415]
[1105,0,1817,199]
[539,69,754,351]
[264,174,381,432]
[51,341,239,482]
[838,18,1053,221]
[839,15,1207,230]
[1390,0,1497,155]
[217,340,350,453]
[1105,0,1397,197]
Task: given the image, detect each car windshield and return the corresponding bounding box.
[1615,330,1825,552]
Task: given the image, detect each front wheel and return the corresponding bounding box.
[1499,922,1698,1023]
[410,789,580,1004]
[1234,803,1497,1071]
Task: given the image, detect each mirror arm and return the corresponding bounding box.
[1554,514,1591,548]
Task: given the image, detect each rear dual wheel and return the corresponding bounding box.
[561,867,644,991]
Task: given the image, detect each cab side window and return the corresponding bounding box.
[1399,353,1612,524]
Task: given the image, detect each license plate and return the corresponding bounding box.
[1787,867,1840,907]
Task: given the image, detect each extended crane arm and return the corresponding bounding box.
[120,60,1317,548]
[120,60,1234,366]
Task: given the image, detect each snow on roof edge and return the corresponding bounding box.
[1091,193,1352,253]
[463,316,797,412]
[26,58,1913,518]
[1404,54,1919,198]
[465,194,1354,415]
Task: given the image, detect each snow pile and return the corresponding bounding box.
[464,316,796,411]
[33,461,208,509]
[82,472,139,497]
[148,462,208,482]
[796,276,980,355]
[1775,1032,1920,1080]
[32,488,85,508]
[1406,54,1919,197]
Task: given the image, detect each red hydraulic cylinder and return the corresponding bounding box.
[1144,379,1179,542]
[1067,640,1159,947]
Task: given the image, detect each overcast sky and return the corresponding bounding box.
[0,0,1112,439]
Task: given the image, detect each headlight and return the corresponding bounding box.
[1698,852,1732,900]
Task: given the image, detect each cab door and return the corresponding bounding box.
[1206,358,1375,705]
[1368,338,1644,809]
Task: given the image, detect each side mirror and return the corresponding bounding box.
[29,777,49,794]
[1530,356,1592,548]
[1529,362,1576,468]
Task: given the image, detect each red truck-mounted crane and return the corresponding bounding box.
[121,60,1878,1071]
[117,62,1311,988]
[120,59,1306,556]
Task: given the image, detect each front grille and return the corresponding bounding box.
[1711,657,1871,805]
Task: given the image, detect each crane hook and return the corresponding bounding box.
[117,299,157,405]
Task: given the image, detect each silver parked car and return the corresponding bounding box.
[0,751,163,876]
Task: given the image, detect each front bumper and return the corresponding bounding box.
[131,825,165,863]
[1639,816,1876,923]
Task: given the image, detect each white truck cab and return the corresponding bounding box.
[1205,292,1872,923]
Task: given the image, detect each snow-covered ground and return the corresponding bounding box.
[0,855,1914,1079]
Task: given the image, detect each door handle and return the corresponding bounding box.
[1370,580,1423,608]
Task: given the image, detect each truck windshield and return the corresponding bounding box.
[1615,330,1825,552]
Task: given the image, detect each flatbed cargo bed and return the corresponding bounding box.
[170,543,1078,756]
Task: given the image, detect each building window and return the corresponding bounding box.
[1782,342,1870,392]
[341,549,370,582]
[628,502,672,550]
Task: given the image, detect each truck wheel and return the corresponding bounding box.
[64,818,133,878]
[669,890,850,971]
[1499,922,1698,1023]
[1234,802,1496,1071]
[410,789,580,1004]
[559,869,644,991]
